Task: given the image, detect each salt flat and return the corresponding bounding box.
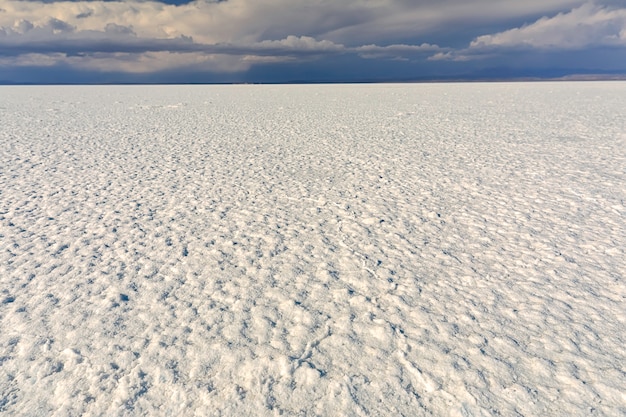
[1,82,625,416]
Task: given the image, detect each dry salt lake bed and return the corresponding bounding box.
[1,82,625,416]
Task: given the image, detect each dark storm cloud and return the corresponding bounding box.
[0,17,440,59]
[0,32,439,61]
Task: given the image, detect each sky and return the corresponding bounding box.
[1,0,626,83]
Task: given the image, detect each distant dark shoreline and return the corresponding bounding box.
[2,74,626,86]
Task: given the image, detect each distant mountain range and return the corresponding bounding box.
[1,73,625,85]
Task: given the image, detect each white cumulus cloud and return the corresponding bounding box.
[470,2,626,49]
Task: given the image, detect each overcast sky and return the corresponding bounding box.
[1,0,625,83]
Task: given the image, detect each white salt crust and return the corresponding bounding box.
[0,82,625,416]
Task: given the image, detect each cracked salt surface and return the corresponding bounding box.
[1,82,625,416]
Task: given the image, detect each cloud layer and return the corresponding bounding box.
[471,2,626,49]
[0,0,625,80]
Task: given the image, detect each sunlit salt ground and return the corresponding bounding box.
[1,82,625,416]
